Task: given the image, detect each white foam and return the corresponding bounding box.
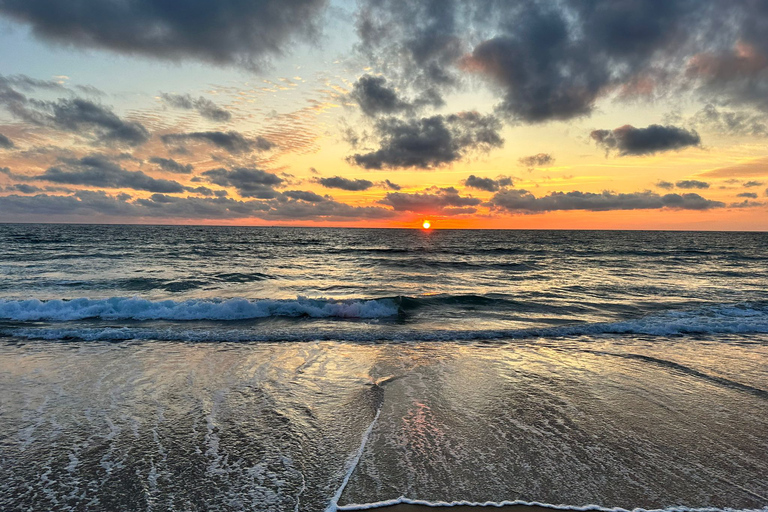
[326,408,382,512]
[337,498,768,512]
[0,296,400,322]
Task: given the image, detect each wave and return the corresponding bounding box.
[0,296,400,321]
[334,498,768,512]
[1,297,767,342]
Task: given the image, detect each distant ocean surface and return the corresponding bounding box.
[0,224,766,512]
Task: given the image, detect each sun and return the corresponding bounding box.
[422,220,431,229]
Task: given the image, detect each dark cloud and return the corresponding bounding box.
[676,180,709,189]
[283,190,326,202]
[160,93,231,122]
[161,131,272,154]
[183,186,221,197]
[0,190,395,222]
[379,186,481,215]
[737,192,758,198]
[728,199,765,208]
[691,104,768,137]
[490,189,725,213]
[458,1,697,122]
[201,167,283,198]
[5,183,43,194]
[0,82,150,146]
[655,180,675,190]
[464,175,512,192]
[384,179,401,190]
[0,0,328,70]
[0,133,14,149]
[0,166,33,181]
[743,180,764,187]
[355,0,467,107]
[149,157,194,174]
[349,112,503,170]
[518,153,554,169]
[350,75,411,117]
[318,176,374,191]
[591,124,701,156]
[37,154,184,193]
[355,1,768,124]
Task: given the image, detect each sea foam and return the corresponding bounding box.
[0,296,400,321]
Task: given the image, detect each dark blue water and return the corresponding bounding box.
[0,225,766,511]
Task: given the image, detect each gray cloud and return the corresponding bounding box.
[160,93,231,122]
[518,153,554,169]
[464,175,512,192]
[656,181,675,190]
[591,124,701,156]
[737,192,758,198]
[490,189,724,213]
[355,1,768,124]
[0,81,150,146]
[744,180,764,187]
[676,180,709,189]
[149,157,194,174]
[283,190,326,202]
[384,179,401,190]
[37,154,184,193]
[0,190,395,222]
[350,75,411,117]
[349,112,503,170]
[0,0,328,70]
[201,167,283,198]
[161,131,273,154]
[691,104,768,137]
[5,183,43,194]
[0,133,14,149]
[318,176,374,191]
[378,186,481,215]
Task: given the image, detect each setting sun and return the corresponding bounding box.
[422,220,431,229]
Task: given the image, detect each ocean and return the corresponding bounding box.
[0,224,766,512]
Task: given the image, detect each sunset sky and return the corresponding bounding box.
[1,0,768,229]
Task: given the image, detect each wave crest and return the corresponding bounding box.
[0,296,400,321]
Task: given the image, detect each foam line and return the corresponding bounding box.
[325,408,382,512]
[337,497,768,512]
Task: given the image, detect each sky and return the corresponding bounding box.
[1,0,768,230]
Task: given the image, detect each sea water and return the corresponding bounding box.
[0,225,766,511]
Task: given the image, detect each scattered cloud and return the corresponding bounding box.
[161,131,273,154]
[149,157,193,174]
[489,189,724,213]
[675,180,709,189]
[349,112,503,169]
[0,78,150,146]
[655,180,675,190]
[200,167,283,198]
[464,175,512,192]
[591,124,701,156]
[318,176,374,191]
[0,133,14,149]
[160,93,231,122]
[379,186,481,215]
[518,153,554,170]
[37,154,184,193]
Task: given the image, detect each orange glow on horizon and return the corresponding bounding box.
[422,220,432,229]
